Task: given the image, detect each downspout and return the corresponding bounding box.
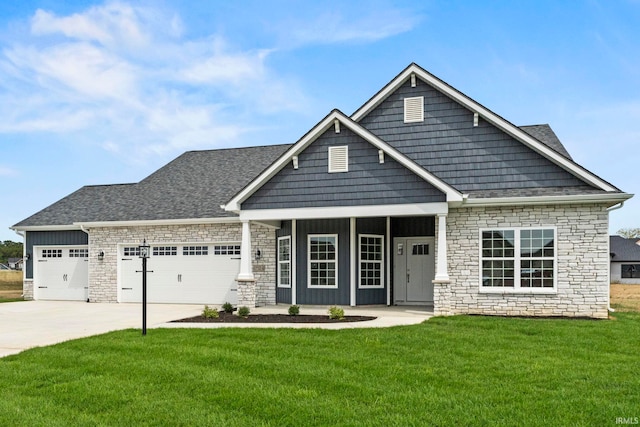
[606,202,625,313]
[79,225,90,303]
[13,230,25,298]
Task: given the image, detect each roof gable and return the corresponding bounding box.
[352,63,619,193]
[224,110,463,212]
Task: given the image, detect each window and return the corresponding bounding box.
[278,237,291,288]
[308,234,338,288]
[404,96,424,123]
[183,246,208,256]
[622,264,640,279]
[214,245,241,255]
[412,244,429,255]
[69,248,88,258]
[481,228,556,292]
[123,247,140,257]
[153,246,177,256]
[328,146,348,173]
[360,235,383,288]
[41,249,62,258]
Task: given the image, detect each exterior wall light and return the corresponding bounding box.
[98,250,105,260]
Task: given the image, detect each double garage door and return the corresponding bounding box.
[119,243,241,304]
[34,246,89,301]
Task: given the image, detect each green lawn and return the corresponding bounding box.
[1,314,639,426]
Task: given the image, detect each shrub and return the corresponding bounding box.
[202,305,219,319]
[222,302,234,313]
[328,306,344,320]
[238,306,250,317]
[288,305,300,316]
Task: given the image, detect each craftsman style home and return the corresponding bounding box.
[12,63,631,318]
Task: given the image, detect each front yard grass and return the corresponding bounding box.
[1,313,639,426]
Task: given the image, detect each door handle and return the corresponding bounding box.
[407,273,410,283]
[178,274,182,283]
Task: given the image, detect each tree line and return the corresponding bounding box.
[0,241,23,266]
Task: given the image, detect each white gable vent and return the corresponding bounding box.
[404,96,424,123]
[328,146,348,173]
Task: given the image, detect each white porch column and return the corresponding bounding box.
[434,213,450,282]
[350,217,356,307]
[291,219,297,305]
[237,220,254,281]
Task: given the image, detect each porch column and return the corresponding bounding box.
[237,220,254,281]
[291,219,297,305]
[434,213,450,282]
[350,217,356,307]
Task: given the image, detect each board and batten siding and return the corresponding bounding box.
[356,217,387,305]
[242,126,445,210]
[296,219,350,305]
[358,79,595,193]
[24,230,88,279]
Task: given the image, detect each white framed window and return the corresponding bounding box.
[183,246,208,256]
[41,249,62,258]
[328,146,348,173]
[480,227,556,293]
[308,234,338,288]
[359,234,384,289]
[214,245,241,255]
[278,236,291,288]
[153,246,177,256]
[69,248,88,258]
[123,247,140,257]
[404,96,424,123]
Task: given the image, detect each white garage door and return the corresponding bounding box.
[34,246,89,301]
[119,243,240,304]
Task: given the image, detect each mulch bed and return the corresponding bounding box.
[172,311,376,324]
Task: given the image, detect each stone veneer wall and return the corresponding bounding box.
[434,203,610,318]
[87,222,276,305]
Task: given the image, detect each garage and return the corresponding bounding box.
[34,246,89,301]
[119,243,241,304]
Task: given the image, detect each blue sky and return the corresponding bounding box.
[1,0,638,241]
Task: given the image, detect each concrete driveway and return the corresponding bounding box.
[0,301,202,358]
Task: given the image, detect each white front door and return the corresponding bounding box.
[119,243,240,304]
[34,246,89,301]
[393,237,435,305]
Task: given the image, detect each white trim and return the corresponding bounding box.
[239,202,449,221]
[328,145,349,173]
[386,217,391,305]
[224,109,462,212]
[291,219,297,305]
[307,234,338,289]
[403,96,424,123]
[358,233,385,290]
[459,192,632,207]
[351,63,620,193]
[350,218,356,306]
[237,220,254,281]
[277,236,291,288]
[434,214,449,282]
[12,225,82,232]
[478,227,558,294]
[73,217,241,229]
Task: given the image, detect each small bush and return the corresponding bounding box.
[328,306,344,320]
[222,302,234,313]
[238,306,250,317]
[202,305,219,319]
[288,305,300,316]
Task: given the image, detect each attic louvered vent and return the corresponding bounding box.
[404,96,424,123]
[328,146,348,173]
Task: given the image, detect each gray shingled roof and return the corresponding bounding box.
[519,124,572,159]
[12,122,596,228]
[14,144,291,227]
[610,235,640,262]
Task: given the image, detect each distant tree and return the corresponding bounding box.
[0,240,23,265]
[617,228,640,239]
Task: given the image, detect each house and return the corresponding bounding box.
[610,236,640,285]
[7,258,23,271]
[11,63,632,318]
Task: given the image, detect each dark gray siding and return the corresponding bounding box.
[296,219,350,305]
[275,221,292,304]
[25,230,88,279]
[243,127,445,210]
[356,218,387,305]
[358,79,596,192]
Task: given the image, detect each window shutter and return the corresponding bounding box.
[404,96,424,123]
[328,146,348,173]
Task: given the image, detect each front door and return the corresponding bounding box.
[393,237,435,305]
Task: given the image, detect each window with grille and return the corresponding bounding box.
[308,235,337,288]
[278,236,291,288]
[153,246,177,256]
[359,235,383,288]
[214,245,241,255]
[183,246,208,256]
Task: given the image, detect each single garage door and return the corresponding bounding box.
[34,246,89,301]
[119,243,241,304]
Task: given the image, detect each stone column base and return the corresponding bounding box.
[23,279,34,300]
[237,279,256,308]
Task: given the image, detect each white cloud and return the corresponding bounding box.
[0,166,17,176]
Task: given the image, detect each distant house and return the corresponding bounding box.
[610,236,640,284]
[11,63,633,318]
[7,258,23,271]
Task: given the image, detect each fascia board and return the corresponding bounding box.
[352,64,618,193]
[73,217,240,228]
[10,225,82,232]
[239,203,449,221]
[458,192,633,208]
